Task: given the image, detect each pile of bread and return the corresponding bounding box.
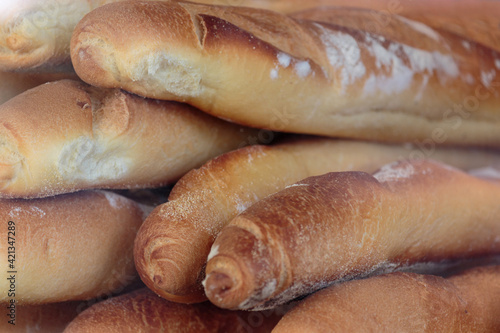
[1,0,500,332]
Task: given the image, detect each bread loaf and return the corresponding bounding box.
[203,159,500,310]
[0,190,144,304]
[0,301,81,333]
[134,137,500,303]
[0,79,256,198]
[273,266,500,332]
[63,288,284,333]
[71,1,500,145]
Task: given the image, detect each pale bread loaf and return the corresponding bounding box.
[0,190,143,304]
[273,266,500,332]
[0,79,256,198]
[204,160,500,310]
[134,137,500,303]
[71,1,500,145]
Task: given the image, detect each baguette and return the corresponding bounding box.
[134,137,500,303]
[0,79,256,198]
[272,266,500,332]
[203,159,500,310]
[71,1,500,145]
[63,288,283,333]
[0,301,81,333]
[0,190,144,304]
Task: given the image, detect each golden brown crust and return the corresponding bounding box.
[0,190,144,304]
[63,288,283,333]
[0,79,256,198]
[71,1,500,146]
[134,137,500,303]
[273,266,500,333]
[203,160,500,310]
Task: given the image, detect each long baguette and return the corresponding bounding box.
[71,1,500,145]
[0,190,143,304]
[203,159,500,310]
[134,137,500,303]
[63,288,283,333]
[272,266,500,332]
[0,79,256,198]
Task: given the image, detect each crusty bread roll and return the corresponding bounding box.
[273,266,500,332]
[0,79,256,198]
[71,1,500,146]
[203,159,500,310]
[0,190,144,304]
[0,71,78,105]
[134,137,500,303]
[0,301,81,333]
[63,288,283,333]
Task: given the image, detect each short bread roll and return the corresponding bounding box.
[204,160,500,310]
[0,190,143,304]
[0,79,256,198]
[71,1,500,145]
[134,137,500,303]
[273,266,500,332]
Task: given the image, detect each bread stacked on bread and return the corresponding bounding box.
[1,0,500,331]
[134,138,500,304]
[70,1,500,145]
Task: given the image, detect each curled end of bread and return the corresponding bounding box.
[134,205,210,303]
[204,224,283,310]
[135,239,208,303]
[204,253,251,309]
